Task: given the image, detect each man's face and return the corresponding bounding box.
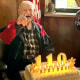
[19,4,34,21]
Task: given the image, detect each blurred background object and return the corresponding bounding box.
[75,10,80,30]
[75,0,80,7]
[48,2,56,13]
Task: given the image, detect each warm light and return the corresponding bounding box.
[46,54,52,66]
[68,57,76,67]
[57,62,59,66]
[62,61,63,65]
[35,55,41,67]
[53,63,54,68]
[57,53,67,65]
[44,65,46,68]
[30,53,76,76]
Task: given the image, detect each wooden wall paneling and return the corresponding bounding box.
[0,0,26,28]
[40,0,45,26]
[40,0,45,14]
[0,0,17,28]
[44,16,80,67]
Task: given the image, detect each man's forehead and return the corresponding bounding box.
[22,4,33,9]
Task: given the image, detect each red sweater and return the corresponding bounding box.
[0,20,46,45]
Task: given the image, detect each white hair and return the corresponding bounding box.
[18,1,34,10]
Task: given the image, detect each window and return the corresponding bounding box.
[55,0,77,8]
[55,0,80,13]
[45,0,80,13]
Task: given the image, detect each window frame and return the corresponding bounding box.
[55,8,80,13]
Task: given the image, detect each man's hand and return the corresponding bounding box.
[17,15,28,26]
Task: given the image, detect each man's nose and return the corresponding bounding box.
[27,10,30,14]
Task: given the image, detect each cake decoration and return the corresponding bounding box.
[30,53,78,75]
[24,53,80,80]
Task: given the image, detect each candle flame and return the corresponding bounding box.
[53,63,54,67]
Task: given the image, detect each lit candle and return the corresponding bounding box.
[44,65,47,73]
[65,63,69,71]
[59,65,62,72]
[50,66,53,72]
[62,61,63,65]
[63,66,65,70]
[45,66,49,73]
[42,68,44,73]
[33,68,36,73]
[53,63,54,71]
[54,66,57,72]
[30,63,35,73]
[39,67,42,73]
[46,54,53,66]
[33,66,38,73]
[57,62,59,71]
[53,63,54,67]
[30,68,33,73]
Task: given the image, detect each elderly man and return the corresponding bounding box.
[6,1,54,80]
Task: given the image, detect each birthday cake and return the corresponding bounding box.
[24,53,80,80]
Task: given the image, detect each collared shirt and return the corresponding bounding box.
[23,23,39,59]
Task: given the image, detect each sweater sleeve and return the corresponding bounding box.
[0,21,16,45]
[35,22,55,61]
